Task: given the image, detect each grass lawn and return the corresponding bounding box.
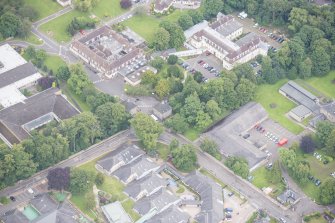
[294,148,335,202]
[122,9,191,44]
[304,71,335,99]
[157,143,170,161]
[71,157,141,221]
[308,216,327,223]
[255,79,304,134]
[61,84,91,112]
[40,0,127,43]
[16,33,43,45]
[44,55,67,73]
[24,0,62,21]
[40,10,87,43]
[251,166,286,197]
[184,128,201,141]
[92,0,126,19]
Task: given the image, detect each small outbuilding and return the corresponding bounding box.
[102,201,133,223]
[153,102,172,121]
[289,105,312,122]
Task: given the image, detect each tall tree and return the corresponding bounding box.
[178,14,194,30]
[152,28,170,51]
[224,156,249,179]
[0,12,21,38]
[203,0,223,19]
[130,113,163,152]
[67,64,93,96]
[300,135,316,154]
[69,168,95,195]
[316,121,334,147]
[47,167,70,191]
[319,178,335,205]
[171,144,197,172]
[73,0,99,12]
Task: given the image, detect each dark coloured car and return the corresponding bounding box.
[9,196,16,202]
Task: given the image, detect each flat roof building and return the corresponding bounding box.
[102,201,133,223]
[70,26,144,79]
[289,104,313,122]
[0,88,80,146]
[0,44,42,108]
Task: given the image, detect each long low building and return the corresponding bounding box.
[186,13,268,70]
[0,44,42,108]
[70,26,144,79]
[0,88,80,146]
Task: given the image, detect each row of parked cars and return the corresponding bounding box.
[269,33,285,43]
[197,60,220,76]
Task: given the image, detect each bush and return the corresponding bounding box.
[0,196,10,205]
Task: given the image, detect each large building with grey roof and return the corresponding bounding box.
[183,171,224,223]
[0,44,42,108]
[186,13,268,70]
[145,205,189,223]
[1,194,82,223]
[96,144,145,174]
[133,188,180,216]
[70,26,144,79]
[153,0,201,13]
[279,81,320,114]
[0,88,80,147]
[124,173,167,201]
[113,156,160,184]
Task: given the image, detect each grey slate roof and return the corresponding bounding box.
[210,14,242,38]
[124,173,166,199]
[290,105,312,118]
[134,188,180,216]
[184,171,224,223]
[97,144,144,172]
[322,102,335,117]
[1,194,80,223]
[0,88,80,145]
[277,189,297,204]
[280,81,319,113]
[113,156,159,183]
[204,102,268,167]
[153,102,172,114]
[145,205,190,223]
[0,62,37,88]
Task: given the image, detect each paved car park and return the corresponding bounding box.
[223,189,255,222]
[184,53,223,81]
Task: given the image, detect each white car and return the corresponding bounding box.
[27,188,34,194]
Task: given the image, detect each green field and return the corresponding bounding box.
[40,10,87,43]
[122,9,191,43]
[40,0,126,43]
[251,166,286,198]
[295,149,335,202]
[24,0,62,21]
[304,71,335,99]
[255,79,304,134]
[70,158,140,221]
[44,55,67,73]
[16,33,43,45]
[157,143,170,161]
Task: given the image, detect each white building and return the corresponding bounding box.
[153,0,201,13]
[0,44,42,108]
[56,0,71,7]
[186,13,268,70]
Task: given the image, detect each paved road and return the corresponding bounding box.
[159,131,327,222]
[0,130,134,216]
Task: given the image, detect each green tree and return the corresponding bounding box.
[288,7,308,33]
[205,99,221,119]
[193,71,203,83]
[167,65,182,78]
[67,64,93,95]
[153,28,170,51]
[262,56,277,84]
[141,70,159,86]
[130,113,164,152]
[159,21,186,49]
[319,178,335,205]
[203,0,223,19]
[310,46,331,76]
[171,144,197,172]
[95,102,129,137]
[188,10,204,24]
[155,79,171,99]
[224,156,249,179]
[325,129,335,157]
[195,110,212,129]
[56,66,71,82]
[73,0,99,12]
[150,57,165,71]
[316,121,334,147]
[298,58,312,79]
[18,5,39,22]
[95,172,104,186]
[69,168,95,195]
[181,92,203,126]
[167,55,178,65]
[165,114,188,134]
[178,14,194,30]
[235,78,256,106]
[0,12,21,38]
[200,138,221,160]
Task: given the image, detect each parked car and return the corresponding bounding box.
[9,196,16,202]
[224,208,233,212]
[228,192,234,197]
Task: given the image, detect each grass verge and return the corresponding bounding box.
[24,0,62,21]
[255,79,304,134]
